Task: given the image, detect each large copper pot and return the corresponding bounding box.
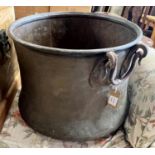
[8,12,147,141]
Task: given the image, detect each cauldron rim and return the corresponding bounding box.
[8,12,142,56]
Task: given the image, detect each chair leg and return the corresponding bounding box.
[151,25,155,47]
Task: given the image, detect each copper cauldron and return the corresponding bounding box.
[8,12,147,141]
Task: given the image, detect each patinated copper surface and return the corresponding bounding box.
[8,12,148,141]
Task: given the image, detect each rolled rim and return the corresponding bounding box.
[8,12,143,55]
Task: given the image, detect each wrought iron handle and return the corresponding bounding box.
[119,44,147,80]
[89,44,148,86]
[0,29,11,65]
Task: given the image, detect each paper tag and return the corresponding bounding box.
[108,88,120,108]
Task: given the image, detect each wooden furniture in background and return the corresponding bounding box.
[145,15,155,47]
[49,6,91,12]
[121,6,154,47]
[0,6,20,130]
[14,6,91,19]
[14,6,50,19]
[0,73,20,131]
[0,6,19,85]
[0,6,15,29]
[121,6,153,28]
